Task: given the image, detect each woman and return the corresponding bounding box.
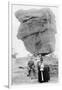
[43,65,50,82]
[37,54,44,83]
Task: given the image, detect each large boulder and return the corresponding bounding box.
[15,8,56,55]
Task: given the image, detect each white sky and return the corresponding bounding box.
[12,5,59,57]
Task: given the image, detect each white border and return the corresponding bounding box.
[8,2,12,88]
[8,3,59,88]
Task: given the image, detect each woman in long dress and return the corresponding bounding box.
[37,54,50,83]
[37,54,44,83]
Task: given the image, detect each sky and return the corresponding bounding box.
[12,5,59,57]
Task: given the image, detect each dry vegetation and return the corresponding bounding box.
[12,54,58,84]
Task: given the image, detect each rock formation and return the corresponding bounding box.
[15,8,56,55]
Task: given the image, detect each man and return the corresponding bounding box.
[27,60,36,79]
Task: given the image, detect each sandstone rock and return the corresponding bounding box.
[15,8,56,55]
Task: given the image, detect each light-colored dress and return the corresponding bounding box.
[37,61,44,82]
[40,63,44,81]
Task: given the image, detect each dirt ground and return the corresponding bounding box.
[12,55,58,85]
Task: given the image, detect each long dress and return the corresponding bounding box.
[37,62,50,83]
[37,62,44,82]
[43,65,50,82]
[38,65,41,82]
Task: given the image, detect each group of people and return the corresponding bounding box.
[27,54,50,83]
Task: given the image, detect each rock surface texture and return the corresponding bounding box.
[15,8,56,55]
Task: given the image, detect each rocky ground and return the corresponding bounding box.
[11,55,58,85]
